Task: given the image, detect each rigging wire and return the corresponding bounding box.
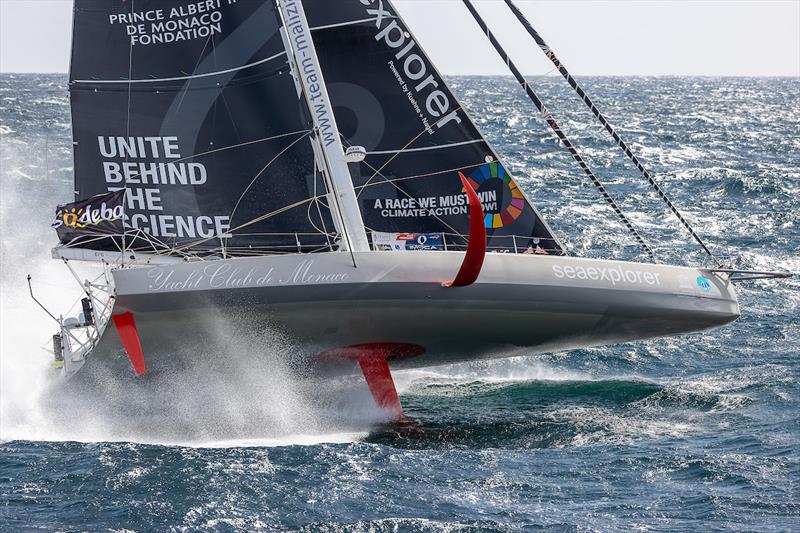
[228,131,313,225]
[313,126,359,267]
[503,0,720,266]
[117,158,524,258]
[309,158,336,250]
[122,0,136,262]
[462,0,656,262]
[169,197,318,255]
[338,134,467,244]
[354,103,472,198]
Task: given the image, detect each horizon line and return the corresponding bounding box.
[1,71,798,78]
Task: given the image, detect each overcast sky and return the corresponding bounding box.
[0,0,798,75]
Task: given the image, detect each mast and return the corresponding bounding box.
[276,0,370,253]
[502,0,719,266]
[462,0,655,262]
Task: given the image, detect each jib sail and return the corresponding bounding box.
[68,0,335,254]
[305,0,563,254]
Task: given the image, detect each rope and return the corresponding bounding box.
[169,196,317,255]
[463,0,656,262]
[228,131,312,225]
[503,0,718,265]
[308,162,336,250]
[122,0,135,260]
[355,103,471,198]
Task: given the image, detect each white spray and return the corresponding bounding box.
[0,137,385,445]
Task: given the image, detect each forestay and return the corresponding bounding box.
[305,0,564,254]
[69,0,336,254]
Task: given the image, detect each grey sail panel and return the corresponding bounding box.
[69,0,335,253]
[306,0,563,254]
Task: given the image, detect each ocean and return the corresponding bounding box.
[0,74,798,531]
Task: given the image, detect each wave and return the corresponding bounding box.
[362,371,755,450]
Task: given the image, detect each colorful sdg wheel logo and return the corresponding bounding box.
[464,162,525,229]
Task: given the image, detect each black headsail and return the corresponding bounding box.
[68,0,335,254]
[304,0,564,254]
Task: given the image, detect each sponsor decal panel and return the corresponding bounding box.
[92,3,242,243]
[96,135,231,240]
[283,0,339,147]
[370,162,524,226]
[372,232,444,251]
[463,162,525,229]
[371,191,493,220]
[109,0,229,47]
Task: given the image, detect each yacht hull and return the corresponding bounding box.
[80,251,739,375]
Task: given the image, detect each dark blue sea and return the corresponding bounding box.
[1,75,798,531]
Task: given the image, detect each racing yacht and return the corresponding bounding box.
[35,0,787,421]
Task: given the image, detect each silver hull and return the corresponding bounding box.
[84,251,739,374]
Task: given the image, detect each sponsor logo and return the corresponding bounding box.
[109,2,227,47]
[463,162,525,228]
[552,264,662,287]
[696,275,712,292]
[53,201,124,230]
[372,231,444,251]
[361,0,462,132]
[283,0,338,147]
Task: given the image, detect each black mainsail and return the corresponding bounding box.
[66,0,565,256]
[69,0,335,254]
[305,0,564,254]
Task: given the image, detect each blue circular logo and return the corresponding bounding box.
[696,275,711,291]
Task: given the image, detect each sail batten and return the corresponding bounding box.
[309,17,390,32]
[72,51,289,85]
[367,140,486,156]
